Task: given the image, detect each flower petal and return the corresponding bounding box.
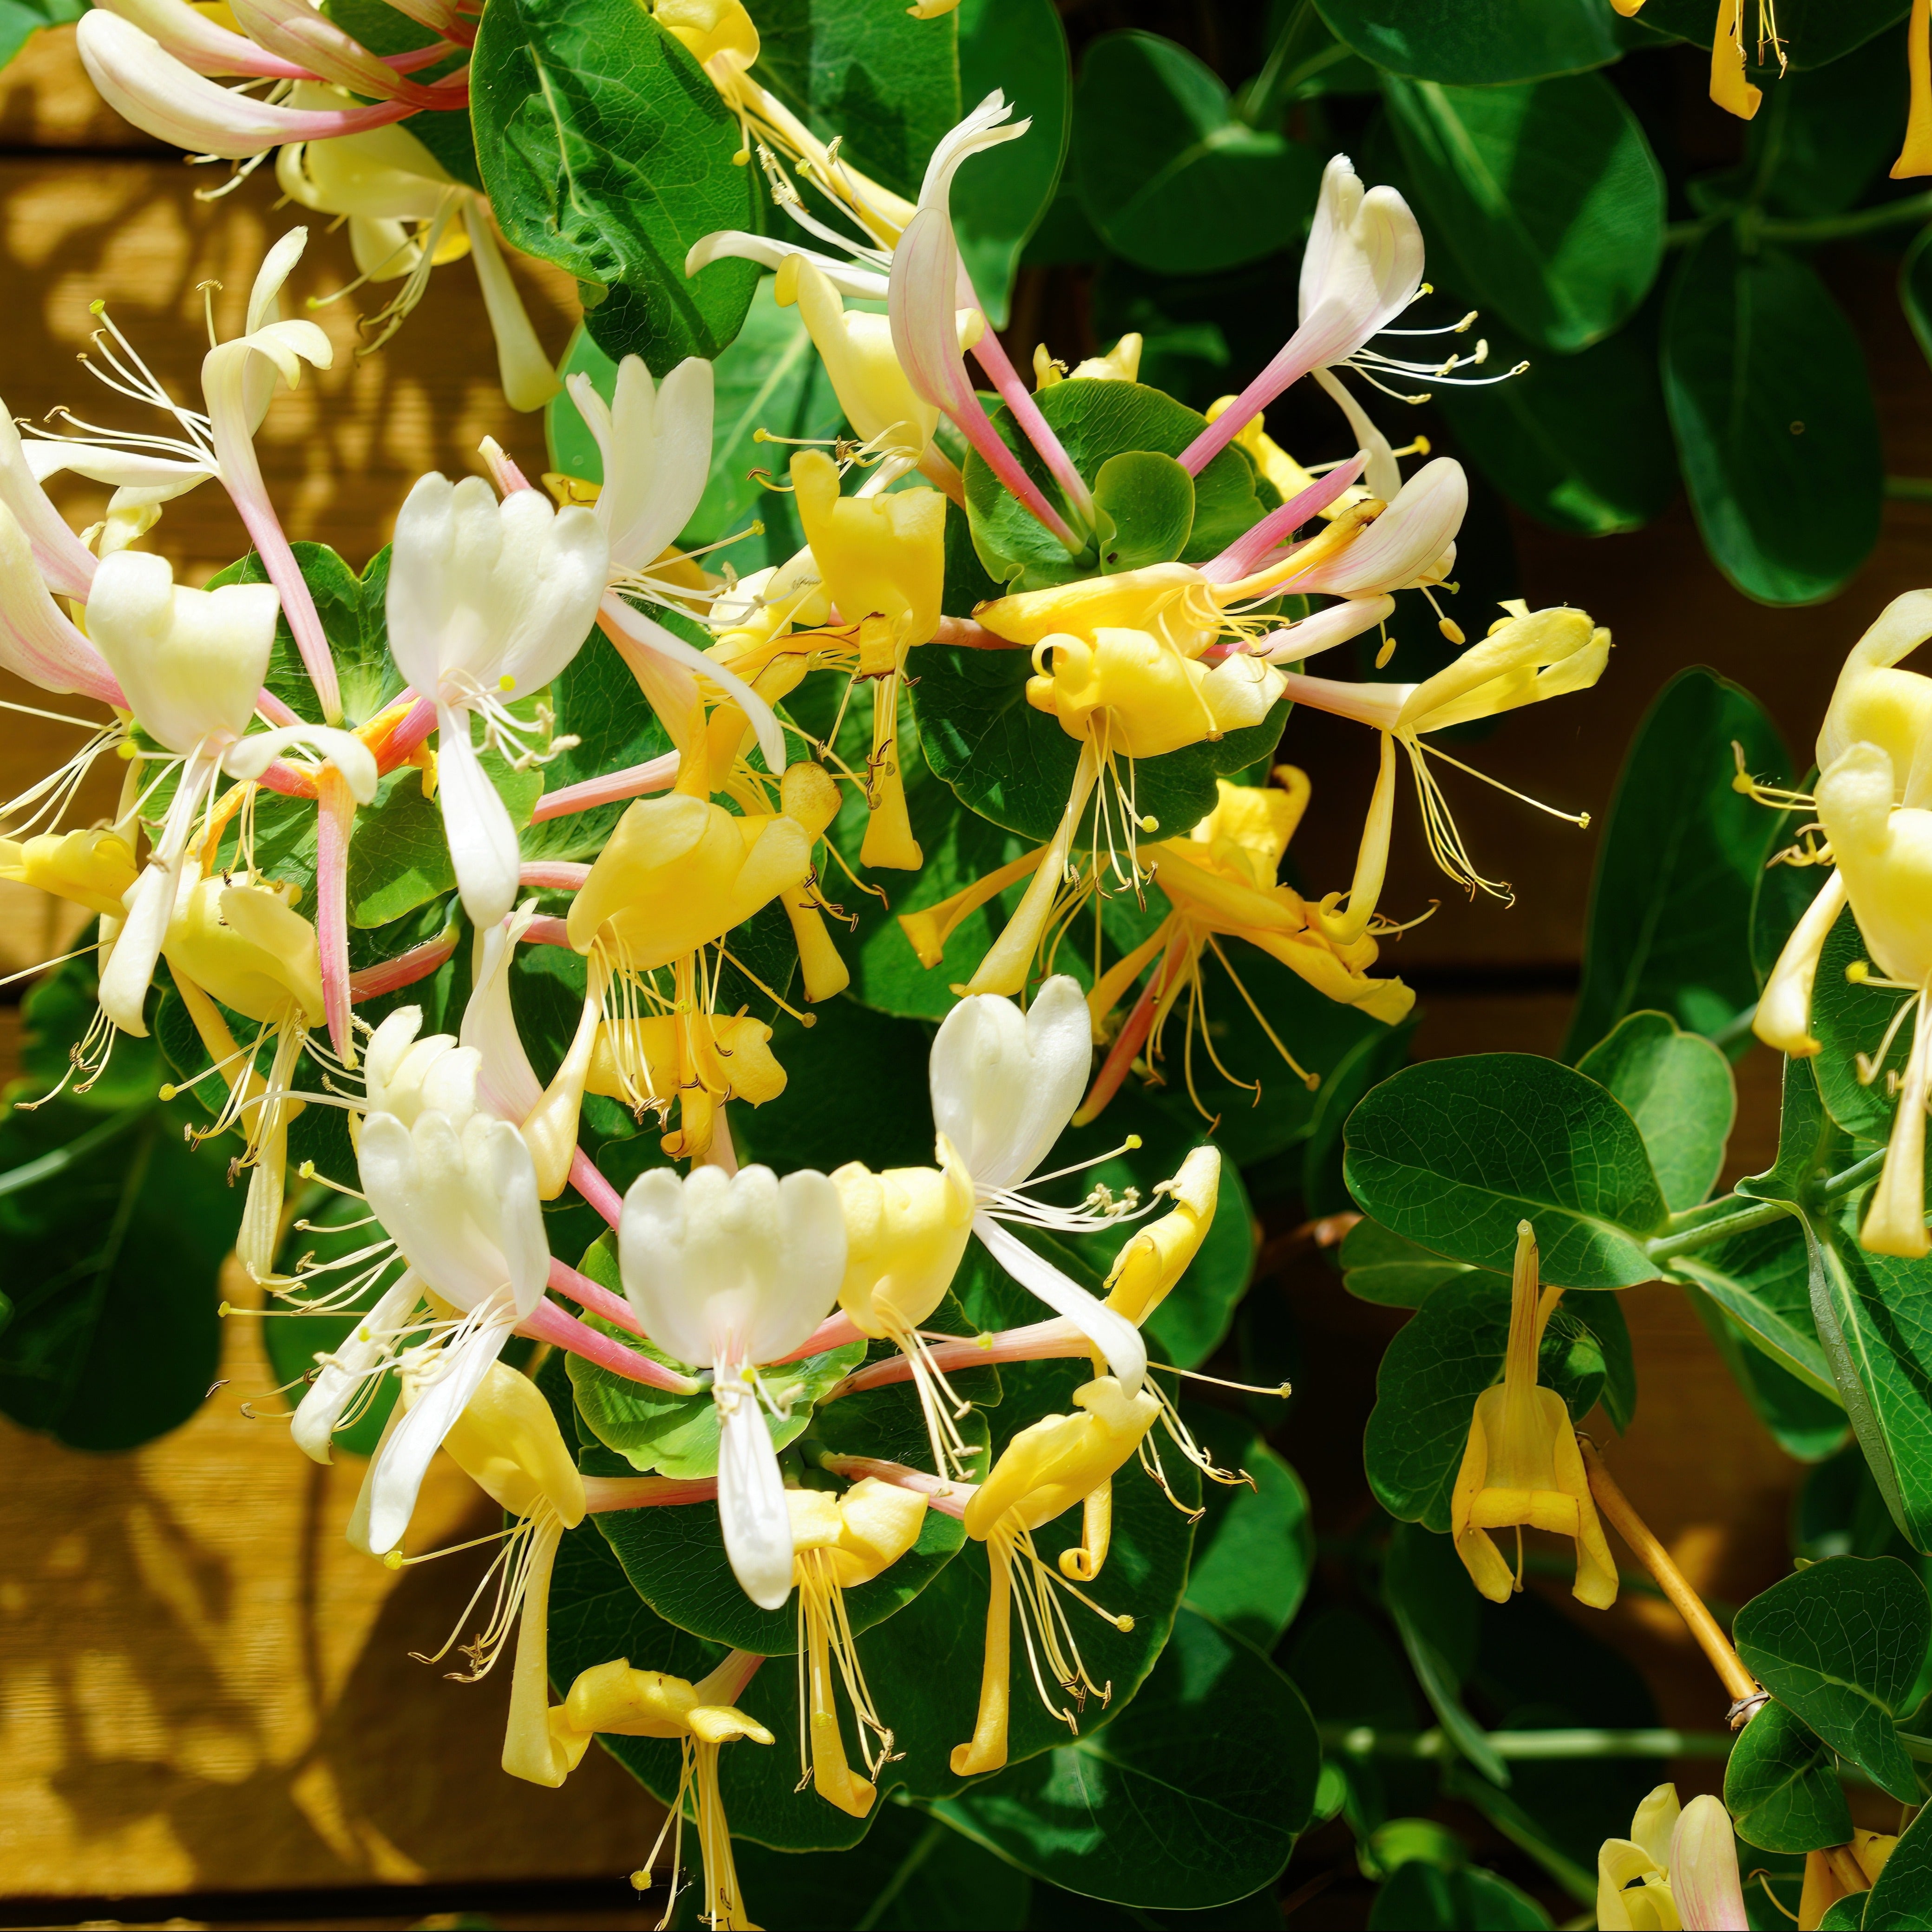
[716,1377,796,1609]
[974,1213,1147,1393]
[434,704,522,929]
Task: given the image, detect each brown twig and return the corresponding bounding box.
[1578,1435,1767,1728]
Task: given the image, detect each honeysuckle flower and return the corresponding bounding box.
[1034,334,1143,389]
[693,91,1096,550]
[905,977,1149,1396]
[1180,156,1426,477]
[1801,743,1932,1257]
[788,1478,927,1815]
[1597,1786,1748,1931]
[525,760,843,1167]
[25,227,344,718]
[552,352,785,773]
[76,8,468,162]
[585,1008,788,1166]
[275,117,558,412]
[386,471,608,929]
[337,1008,552,1557]
[1450,1220,1618,1610]
[1798,1833,1896,1929]
[787,447,945,869]
[1898,0,1932,177]
[555,1649,771,1930]
[159,866,325,1281]
[1075,771,1413,1126]
[0,502,122,705]
[1274,601,1609,900]
[618,1162,848,1608]
[950,1374,1159,1776]
[393,1362,590,1787]
[1752,595,1932,1063]
[85,549,374,1044]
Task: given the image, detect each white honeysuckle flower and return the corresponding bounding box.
[1285,456,1467,600]
[930,976,1148,1393]
[619,1163,848,1609]
[86,549,375,1036]
[341,1009,553,1557]
[566,354,785,771]
[290,1268,424,1463]
[386,473,609,929]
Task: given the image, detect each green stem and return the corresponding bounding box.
[1887,477,1932,504]
[1895,1731,1932,1763]
[0,1105,148,1199]
[1818,1149,1887,1201]
[1318,1725,1733,1761]
[1760,189,1932,243]
[1647,1199,1788,1263]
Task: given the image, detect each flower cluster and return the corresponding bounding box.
[5,50,1617,1925]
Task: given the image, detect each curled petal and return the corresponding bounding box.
[0,502,123,703]
[224,723,378,802]
[974,1215,1147,1394]
[686,229,891,301]
[77,13,418,159]
[93,0,309,77]
[435,704,522,929]
[0,406,98,600]
[716,1376,795,1609]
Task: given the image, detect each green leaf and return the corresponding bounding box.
[1384,1521,1509,1788]
[1314,0,1622,85]
[1866,1792,1932,1928]
[1381,73,1663,353]
[208,541,404,729]
[1181,1408,1313,1647]
[1681,1272,1846,1453]
[1090,450,1196,572]
[1364,1273,1620,1531]
[0,0,84,77]
[1563,666,1790,1060]
[913,640,1286,845]
[1810,1210,1932,1552]
[1368,1860,1552,1930]
[961,375,1272,594]
[1577,1012,1735,1213]
[1071,33,1322,276]
[1631,0,1907,72]
[566,1239,864,1481]
[1431,306,1677,538]
[1662,230,1882,605]
[471,0,761,372]
[953,0,1070,328]
[519,629,679,864]
[747,0,960,203]
[1344,1054,1669,1286]
[347,738,543,928]
[1732,1554,1931,1801]
[931,1606,1317,1908]
[1818,1894,1871,1930]
[1343,1219,1480,1310]
[733,1806,1034,1928]
[0,1103,226,1451]
[1723,1697,1853,1853]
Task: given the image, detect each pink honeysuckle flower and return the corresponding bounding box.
[1282,456,1467,599]
[1180,155,1426,477]
[0,504,124,706]
[23,228,343,720]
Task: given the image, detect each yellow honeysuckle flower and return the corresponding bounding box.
[1033,334,1143,389]
[1799,1832,1896,1929]
[524,761,844,1169]
[775,255,969,475]
[832,1140,978,1468]
[1450,1221,1618,1610]
[1752,595,1932,1065]
[585,1009,787,1163]
[1597,1786,1749,1931]
[1076,768,1413,1126]
[787,1477,929,1815]
[558,1648,773,1930]
[0,825,138,920]
[1802,742,1932,1256]
[951,1374,1160,1776]
[786,448,945,871]
[402,1362,590,1788]
[157,864,327,1283]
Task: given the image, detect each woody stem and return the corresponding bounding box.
[1577,1436,1764,1724]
